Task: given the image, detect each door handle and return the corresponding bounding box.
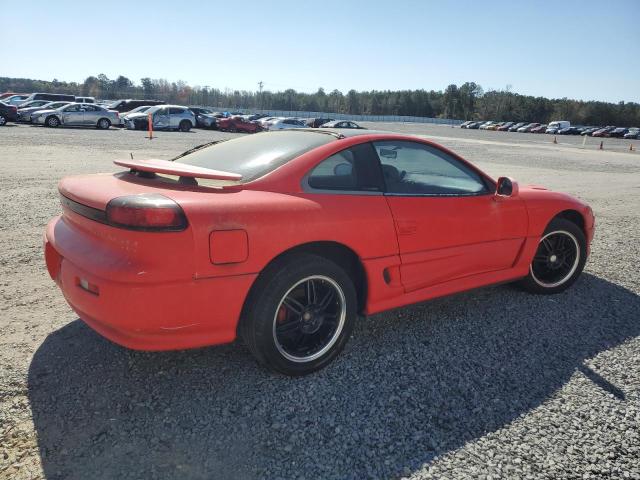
[396,220,418,235]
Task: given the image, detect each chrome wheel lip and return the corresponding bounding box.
[272,275,346,363]
[530,230,580,288]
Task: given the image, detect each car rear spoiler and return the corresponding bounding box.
[113,158,242,181]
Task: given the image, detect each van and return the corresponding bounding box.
[22,93,76,104]
[547,120,570,130]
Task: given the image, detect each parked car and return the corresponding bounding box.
[17,100,51,110]
[0,101,19,125]
[459,120,474,129]
[44,129,595,375]
[2,94,30,105]
[125,105,195,132]
[189,107,219,128]
[306,118,334,128]
[247,113,269,121]
[107,99,166,113]
[517,123,540,133]
[486,122,504,131]
[580,127,600,136]
[75,96,96,104]
[547,121,570,131]
[258,117,278,127]
[216,116,263,133]
[320,120,364,129]
[479,121,496,130]
[608,127,628,138]
[466,121,481,129]
[120,105,153,122]
[33,103,119,129]
[21,93,76,104]
[266,118,306,130]
[592,126,616,137]
[558,127,582,135]
[508,122,527,132]
[496,122,515,131]
[18,101,72,122]
[0,92,21,101]
[530,124,548,133]
[623,128,639,139]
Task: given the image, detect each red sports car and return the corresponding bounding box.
[44,130,595,375]
[216,116,263,133]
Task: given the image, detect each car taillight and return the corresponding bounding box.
[105,194,187,231]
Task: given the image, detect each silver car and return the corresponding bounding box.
[125,105,196,132]
[18,101,71,122]
[33,103,120,129]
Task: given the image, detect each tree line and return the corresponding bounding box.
[1,75,638,127]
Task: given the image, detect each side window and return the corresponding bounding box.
[373,140,489,196]
[169,107,184,115]
[64,105,80,112]
[307,143,384,192]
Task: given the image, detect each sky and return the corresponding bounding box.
[1,0,639,103]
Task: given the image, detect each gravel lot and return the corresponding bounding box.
[1,123,639,480]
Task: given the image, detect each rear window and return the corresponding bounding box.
[175,131,334,182]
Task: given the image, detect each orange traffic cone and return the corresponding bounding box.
[599,141,603,150]
[553,136,557,144]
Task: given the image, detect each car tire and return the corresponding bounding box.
[0,114,6,126]
[517,218,587,294]
[179,120,191,132]
[97,118,111,130]
[45,116,60,128]
[240,253,358,376]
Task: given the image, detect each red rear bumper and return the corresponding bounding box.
[44,216,256,351]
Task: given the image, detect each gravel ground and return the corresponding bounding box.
[1,123,639,480]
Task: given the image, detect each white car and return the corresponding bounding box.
[266,118,306,131]
[478,121,496,130]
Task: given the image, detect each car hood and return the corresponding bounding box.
[125,112,150,120]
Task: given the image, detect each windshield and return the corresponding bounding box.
[175,131,334,182]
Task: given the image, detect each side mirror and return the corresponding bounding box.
[496,177,519,198]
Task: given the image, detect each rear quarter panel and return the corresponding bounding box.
[181,189,398,280]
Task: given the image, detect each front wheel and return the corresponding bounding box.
[97,118,111,129]
[518,218,587,294]
[46,116,60,128]
[179,120,191,132]
[0,114,6,126]
[240,253,357,376]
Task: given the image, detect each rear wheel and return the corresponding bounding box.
[240,253,357,376]
[0,114,6,126]
[518,218,586,294]
[179,120,191,132]
[46,116,60,128]
[97,118,111,129]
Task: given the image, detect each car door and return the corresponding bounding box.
[81,105,98,125]
[168,107,184,129]
[60,104,84,125]
[372,140,528,293]
[153,107,170,129]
